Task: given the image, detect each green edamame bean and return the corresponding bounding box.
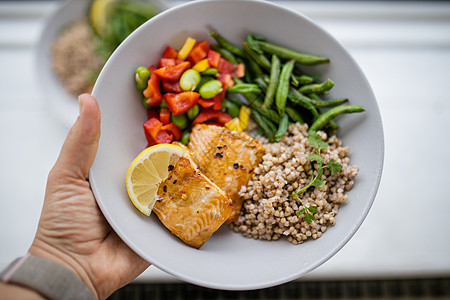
[142,97,152,109]
[135,66,150,91]
[222,100,240,118]
[187,104,200,120]
[180,131,190,145]
[275,113,289,142]
[196,75,214,92]
[275,60,295,116]
[263,54,280,109]
[199,80,223,99]
[308,105,365,134]
[171,113,188,130]
[180,69,201,91]
[201,68,218,76]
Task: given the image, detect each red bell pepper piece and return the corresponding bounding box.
[188,41,210,64]
[233,63,245,78]
[143,117,173,146]
[161,123,182,141]
[197,98,215,108]
[212,94,222,110]
[217,73,234,91]
[143,66,162,106]
[163,91,200,115]
[161,79,183,93]
[158,58,176,68]
[153,61,191,82]
[217,57,233,74]
[192,108,232,125]
[159,108,171,125]
[162,45,178,59]
[147,108,159,120]
[207,50,221,69]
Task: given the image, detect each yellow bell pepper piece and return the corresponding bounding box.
[192,59,210,72]
[225,118,243,132]
[177,37,196,60]
[239,105,251,129]
[225,106,251,132]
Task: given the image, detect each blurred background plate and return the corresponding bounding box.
[35,0,168,128]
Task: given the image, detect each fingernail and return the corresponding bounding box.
[78,95,84,114]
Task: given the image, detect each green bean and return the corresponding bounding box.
[311,97,348,108]
[211,44,237,64]
[222,100,240,118]
[296,75,316,85]
[227,83,261,94]
[290,73,299,87]
[199,79,222,99]
[275,60,295,116]
[285,106,304,124]
[308,105,365,134]
[288,87,319,119]
[254,76,268,92]
[275,113,289,142]
[263,54,280,109]
[298,79,334,94]
[251,110,275,142]
[209,31,244,57]
[327,120,340,130]
[256,41,330,65]
[247,33,263,54]
[226,94,246,106]
[306,92,348,108]
[243,53,264,79]
[242,42,271,71]
[244,93,280,123]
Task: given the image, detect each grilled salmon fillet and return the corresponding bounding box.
[153,153,233,249]
[188,124,265,222]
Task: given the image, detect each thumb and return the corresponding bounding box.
[54,94,101,179]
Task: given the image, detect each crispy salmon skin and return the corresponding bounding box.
[188,124,265,222]
[153,154,233,249]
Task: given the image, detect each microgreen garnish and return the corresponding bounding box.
[295,197,318,223]
[291,131,342,223]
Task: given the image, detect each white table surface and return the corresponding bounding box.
[1,1,449,284]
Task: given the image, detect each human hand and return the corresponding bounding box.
[28,94,150,300]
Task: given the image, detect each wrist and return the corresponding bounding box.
[28,240,98,300]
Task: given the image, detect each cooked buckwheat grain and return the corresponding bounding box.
[231,123,358,245]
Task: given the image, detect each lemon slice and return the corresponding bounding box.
[126,144,187,216]
[90,0,114,36]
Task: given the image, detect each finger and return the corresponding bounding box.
[54,94,101,179]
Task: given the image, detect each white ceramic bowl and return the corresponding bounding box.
[90,0,384,290]
[35,0,168,128]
